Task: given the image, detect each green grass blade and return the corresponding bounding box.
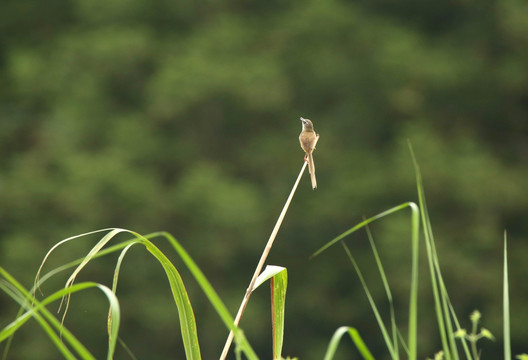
[363,202,420,360]
[323,326,374,360]
[108,241,141,339]
[111,242,140,294]
[422,198,470,360]
[2,237,141,360]
[431,236,459,360]
[341,241,396,358]
[407,202,420,360]
[34,237,151,291]
[33,228,203,359]
[36,228,126,324]
[1,268,95,359]
[154,231,258,359]
[20,228,254,359]
[409,143,448,358]
[1,267,122,360]
[60,229,125,305]
[364,224,400,359]
[313,201,419,359]
[311,203,415,259]
[117,336,138,360]
[252,266,287,360]
[447,301,472,359]
[397,330,410,355]
[409,142,458,360]
[503,232,510,360]
[253,265,286,290]
[34,228,119,295]
[137,236,202,360]
[364,203,420,360]
[96,284,121,360]
[270,272,286,360]
[0,280,35,343]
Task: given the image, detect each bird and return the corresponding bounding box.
[299,117,319,189]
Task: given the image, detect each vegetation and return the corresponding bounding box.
[1,0,528,358]
[1,148,525,359]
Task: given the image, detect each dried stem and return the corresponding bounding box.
[219,160,309,359]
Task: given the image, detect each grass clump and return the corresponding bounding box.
[1,145,525,359]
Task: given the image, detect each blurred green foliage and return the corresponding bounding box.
[1,0,527,358]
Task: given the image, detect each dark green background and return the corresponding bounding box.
[1,0,527,358]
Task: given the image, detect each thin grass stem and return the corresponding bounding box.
[364,224,400,359]
[219,161,307,359]
[503,232,510,360]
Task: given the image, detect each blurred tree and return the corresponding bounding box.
[1,0,527,358]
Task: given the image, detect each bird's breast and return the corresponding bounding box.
[299,131,316,152]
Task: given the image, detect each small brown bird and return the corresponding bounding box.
[299,117,319,189]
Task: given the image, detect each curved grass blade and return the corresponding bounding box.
[58,229,125,315]
[4,236,141,360]
[28,230,254,358]
[312,201,419,359]
[2,268,95,358]
[0,278,86,360]
[2,267,120,360]
[32,228,202,360]
[323,326,374,360]
[135,235,202,359]
[311,203,414,259]
[253,265,286,289]
[153,231,257,359]
[108,241,141,339]
[253,266,287,360]
[34,228,119,296]
[34,228,126,331]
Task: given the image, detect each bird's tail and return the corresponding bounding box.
[307,152,317,189]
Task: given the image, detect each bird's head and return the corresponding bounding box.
[300,117,314,131]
